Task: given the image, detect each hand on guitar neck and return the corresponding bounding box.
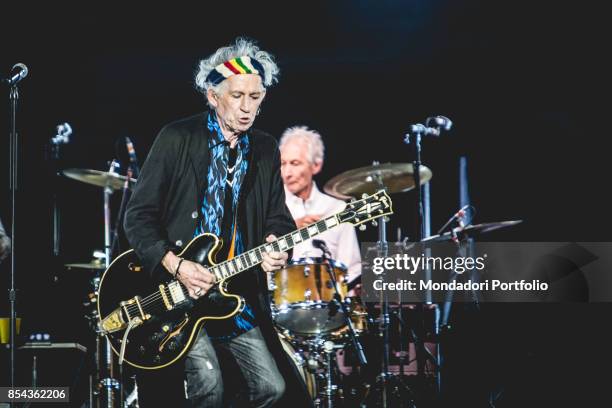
[162,251,216,299]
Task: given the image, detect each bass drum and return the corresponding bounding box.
[278,332,318,400]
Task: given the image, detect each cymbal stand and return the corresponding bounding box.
[369,168,398,408]
[94,160,121,408]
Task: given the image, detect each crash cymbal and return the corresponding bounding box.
[65,260,106,270]
[324,162,432,200]
[422,220,523,242]
[62,168,137,191]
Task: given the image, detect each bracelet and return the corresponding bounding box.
[174,257,185,278]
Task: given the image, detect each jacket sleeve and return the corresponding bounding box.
[263,143,297,243]
[124,126,179,277]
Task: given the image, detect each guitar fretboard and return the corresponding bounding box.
[209,214,340,281]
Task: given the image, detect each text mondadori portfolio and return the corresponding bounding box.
[372,279,549,292]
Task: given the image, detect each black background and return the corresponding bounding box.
[1,1,610,406]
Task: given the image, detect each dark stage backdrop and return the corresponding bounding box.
[1,2,609,406]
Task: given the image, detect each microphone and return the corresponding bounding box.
[426,115,453,132]
[51,123,72,145]
[3,63,29,86]
[409,123,442,137]
[312,239,332,258]
[405,115,454,141]
[437,205,470,235]
[125,137,140,177]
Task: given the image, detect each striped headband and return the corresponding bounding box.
[205,56,266,86]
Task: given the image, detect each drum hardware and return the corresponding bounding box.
[63,161,136,408]
[313,239,367,371]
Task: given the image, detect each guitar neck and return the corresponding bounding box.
[209,214,340,281]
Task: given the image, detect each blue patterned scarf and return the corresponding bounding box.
[194,111,255,340]
[194,111,249,250]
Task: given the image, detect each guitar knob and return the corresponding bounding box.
[371,220,378,227]
[359,225,366,231]
[361,193,368,199]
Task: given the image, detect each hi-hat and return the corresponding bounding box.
[63,168,137,191]
[422,220,523,242]
[324,162,432,200]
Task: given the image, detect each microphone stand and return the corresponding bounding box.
[315,242,366,408]
[7,78,20,405]
[322,249,367,367]
[404,122,443,397]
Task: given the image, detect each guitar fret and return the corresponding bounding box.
[242,255,249,269]
[212,267,222,281]
[271,241,280,252]
[326,217,338,228]
[292,232,302,244]
[235,257,243,270]
[285,234,294,248]
[278,238,288,251]
[307,225,318,236]
[316,220,327,232]
[300,228,309,240]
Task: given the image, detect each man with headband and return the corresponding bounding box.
[124,37,312,407]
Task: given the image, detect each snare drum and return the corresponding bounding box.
[272,257,348,336]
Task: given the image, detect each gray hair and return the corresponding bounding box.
[279,126,325,165]
[195,37,280,99]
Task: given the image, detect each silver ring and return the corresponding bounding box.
[194,287,202,296]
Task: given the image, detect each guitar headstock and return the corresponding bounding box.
[338,190,393,226]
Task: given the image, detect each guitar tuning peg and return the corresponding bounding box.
[371,220,378,227]
[359,224,367,231]
[361,193,368,199]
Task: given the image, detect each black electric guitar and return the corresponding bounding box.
[97,190,392,370]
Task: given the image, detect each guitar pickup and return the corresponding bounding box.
[121,296,151,322]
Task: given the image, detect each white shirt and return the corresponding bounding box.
[284,183,362,283]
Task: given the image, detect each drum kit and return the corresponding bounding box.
[59,158,521,407]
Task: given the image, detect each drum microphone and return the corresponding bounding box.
[426,115,453,132]
[3,63,29,86]
[406,115,453,139]
[312,239,332,258]
[51,123,72,145]
[437,205,470,235]
[125,137,140,177]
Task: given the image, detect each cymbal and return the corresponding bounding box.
[62,168,137,191]
[422,220,523,242]
[65,260,106,270]
[324,162,432,200]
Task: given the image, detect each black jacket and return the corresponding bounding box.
[124,111,313,406]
